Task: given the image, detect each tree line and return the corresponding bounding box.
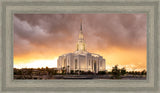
[14,65,147,77]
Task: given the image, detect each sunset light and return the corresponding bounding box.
[14,58,58,69]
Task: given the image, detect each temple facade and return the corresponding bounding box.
[57,21,106,73]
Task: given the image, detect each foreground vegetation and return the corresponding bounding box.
[14,65,146,79]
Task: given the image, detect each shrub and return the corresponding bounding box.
[98,71,106,75]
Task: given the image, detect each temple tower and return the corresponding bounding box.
[76,20,86,52]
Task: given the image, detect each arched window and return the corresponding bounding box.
[94,60,96,73]
[75,59,77,69]
[64,58,66,67]
[101,61,103,67]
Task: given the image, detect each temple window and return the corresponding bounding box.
[75,59,77,69]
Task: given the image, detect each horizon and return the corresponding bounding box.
[13,68,147,72]
[14,62,146,72]
[13,65,147,72]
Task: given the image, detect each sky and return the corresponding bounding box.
[14,14,146,71]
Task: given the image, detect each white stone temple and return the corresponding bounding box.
[57,21,106,73]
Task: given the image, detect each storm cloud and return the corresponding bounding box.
[14,14,146,54]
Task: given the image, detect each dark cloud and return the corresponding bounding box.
[14,14,146,56]
[83,14,146,50]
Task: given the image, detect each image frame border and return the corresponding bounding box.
[0,0,159,93]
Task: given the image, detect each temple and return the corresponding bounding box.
[57,21,106,73]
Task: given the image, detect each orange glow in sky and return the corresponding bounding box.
[14,14,146,71]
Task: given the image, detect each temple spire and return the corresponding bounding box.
[78,19,84,40]
[76,19,86,52]
[80,19,82,31]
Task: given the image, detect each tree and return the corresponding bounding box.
[70,70,74,74]
[87,70,93,75]
[120,67,126,75]
[62,67,66,75]
[111,65,121,79]
[141,70,146,75]
[52,69,58,75]
[46,66,49,70]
